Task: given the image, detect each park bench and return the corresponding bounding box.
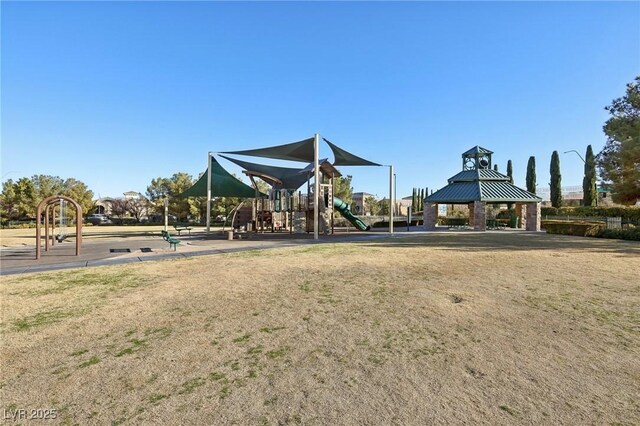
[173,223,192,235]
[161,230,181,250]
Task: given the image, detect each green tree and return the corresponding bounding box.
[62,178,95,217]
[31,174,64,200]
[146,173,196,221]
[364,195,380,215]
[0,175,93,221]
[379,198,390,216]
[597,76,640,204]
[411,188,416,210]
[550,151,563,208]
[526,156,536,194]
[333,175,353,204]
[506,160,514,210]
[0,178,34,220]
[582,145,597,206]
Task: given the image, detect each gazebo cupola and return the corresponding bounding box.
[462,146,493,171]
[424,146,542,232]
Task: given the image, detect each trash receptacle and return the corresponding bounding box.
[227,231,234,240]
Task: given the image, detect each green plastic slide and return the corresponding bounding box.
[333,197,370,231]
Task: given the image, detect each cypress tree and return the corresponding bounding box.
[412,188,416,211]
[583,145,597,206]
[506,160,514,210]
[550,151,562,208]
[420,188,425,211]
[526,156,536,193]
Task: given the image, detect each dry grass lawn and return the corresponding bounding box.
[1,233,638,425]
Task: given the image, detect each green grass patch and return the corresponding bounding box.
[14,270,150,297]
[178,377,206,394]
[499,405,518,416]
[148,393,167,404]
[114,338,147,357]
[144,327,172,339]
[266,348,288,359]
[233,333,252,343]
[259,326,286,334]
[220,385,232,399]
[367,354,385,365]
[70,349,88,357]
[13,308,87,331]
[209,372,226,381]
[79,356,100,368]
[247,345,264,355]
[298,281,311,292]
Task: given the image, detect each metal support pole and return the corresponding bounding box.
[164,198,169,232]
[389,165,394,235]
[206,152,212,233]
[314,133,319,240]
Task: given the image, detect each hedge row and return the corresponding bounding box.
[541,206,640,221]
[543,221,603,237]
[594,228,640,241]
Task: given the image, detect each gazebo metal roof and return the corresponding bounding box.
[425,147,542,204]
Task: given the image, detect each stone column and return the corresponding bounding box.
[525,202,541,231]
[424,203,437,230]
[515,203,524,228]
[468,202,475,227]
[474,201,486,231]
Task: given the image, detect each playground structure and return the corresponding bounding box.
[179,134,390,239]
[230,159,371,235]
[35,195,82,259]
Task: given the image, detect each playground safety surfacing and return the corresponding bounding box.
[0,227,410,276]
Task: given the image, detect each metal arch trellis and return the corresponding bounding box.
[35,195,83,259]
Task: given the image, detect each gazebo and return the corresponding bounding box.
[424,146,542,231]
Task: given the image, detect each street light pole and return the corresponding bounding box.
[563,150,597,206]
[563,150,586,163]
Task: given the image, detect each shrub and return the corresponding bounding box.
[594,228,640,241]
[543,221,603,237]
[541,206,640,221]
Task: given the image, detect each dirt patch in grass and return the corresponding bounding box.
[1,232,638,424]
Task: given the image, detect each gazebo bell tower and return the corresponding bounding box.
[462,146,493,171]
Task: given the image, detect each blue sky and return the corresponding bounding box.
[2,1,639,201]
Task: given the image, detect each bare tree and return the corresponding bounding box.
[127,197,149,223]
[110,198,130,224]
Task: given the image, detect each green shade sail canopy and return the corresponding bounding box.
[177,156,260,198]
[323,138,381,166]
[221,137,315,163]
[219,155,310,190]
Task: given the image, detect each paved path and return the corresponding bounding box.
[0,228,414,276]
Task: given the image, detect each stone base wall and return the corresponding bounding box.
[473,201,486,231]
[468,202,475,227]
[424,203,437,230]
